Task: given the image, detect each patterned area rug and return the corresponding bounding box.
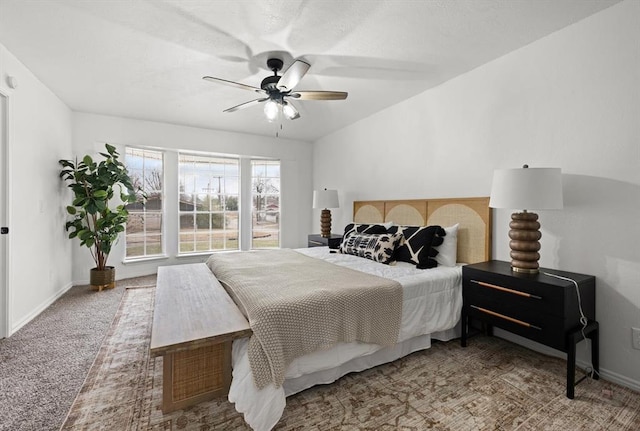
[61,286,640,431]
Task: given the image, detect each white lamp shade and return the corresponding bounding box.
[489,167,563,210]
[313,189,339,209]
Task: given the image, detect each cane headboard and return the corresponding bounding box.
[353,197,492,264]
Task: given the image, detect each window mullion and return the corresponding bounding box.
[239,157,252,251]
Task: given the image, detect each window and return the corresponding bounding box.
[125,148,164,258]
[178,154,239,253]
[251,159,280,249]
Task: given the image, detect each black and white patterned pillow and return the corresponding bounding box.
[342,223,389,242]
[388,225,446,269]
[339,232,403,264]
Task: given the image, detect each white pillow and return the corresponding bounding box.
[435,223,459,267]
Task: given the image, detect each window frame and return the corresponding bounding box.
[177,152,240,255]
[250,158,281,250]
[124,146,166,261]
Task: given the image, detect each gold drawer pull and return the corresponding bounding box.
[472,280,542,300]
[470,305,542,330]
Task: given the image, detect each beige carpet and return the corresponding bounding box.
[61,286,640,430]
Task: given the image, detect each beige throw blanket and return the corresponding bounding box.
[206,249,402,389]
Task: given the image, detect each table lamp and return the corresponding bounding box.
[489,165,563,274]
[312,188,339,238]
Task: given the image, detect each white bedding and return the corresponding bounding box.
[228,247,463,431]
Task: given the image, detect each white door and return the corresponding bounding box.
[0,91,8,339]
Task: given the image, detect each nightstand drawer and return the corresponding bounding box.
[466,279,561,317]
[466,304,566,350]
[465,274,566,316]
[465,288,546,321]
[308,233,342,248]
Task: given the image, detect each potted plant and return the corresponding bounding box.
[59,144,138,291]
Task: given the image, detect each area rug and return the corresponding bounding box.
[61,286,640,430]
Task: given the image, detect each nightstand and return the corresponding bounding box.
[307,233,342,248]
[461,260,598,399]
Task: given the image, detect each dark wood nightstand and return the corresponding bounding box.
[307,233,342,248]
[461,260,598,399]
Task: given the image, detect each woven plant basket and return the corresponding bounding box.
[90,266,116,291]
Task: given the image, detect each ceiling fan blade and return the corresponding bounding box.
[223,98,269,113]
[276,60,310,92]
[289,91,348,100]
[203,76,266,94]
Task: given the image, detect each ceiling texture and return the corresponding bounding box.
[0,0,620,142]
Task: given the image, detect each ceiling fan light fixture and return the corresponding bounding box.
[263,99,279,122]
[282,102,299,120]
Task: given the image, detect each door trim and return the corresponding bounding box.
[0,89,11,338]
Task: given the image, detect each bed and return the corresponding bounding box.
[207,197,491,431]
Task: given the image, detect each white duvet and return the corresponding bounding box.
[228,247,463,431]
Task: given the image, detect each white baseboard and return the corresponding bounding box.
[493,329,640,394]
[10,281,73,336]
[73,278,89,287]
[593,367,640,393]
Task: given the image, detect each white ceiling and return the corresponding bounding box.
[0,0,620,142]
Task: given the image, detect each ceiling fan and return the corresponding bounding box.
[203,58,348,122]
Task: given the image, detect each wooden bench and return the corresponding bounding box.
[150,263,252,413]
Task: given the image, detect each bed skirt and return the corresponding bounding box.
[229,325,459,431]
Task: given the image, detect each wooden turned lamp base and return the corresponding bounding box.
[508,211,541,274]
[320,209,332,238]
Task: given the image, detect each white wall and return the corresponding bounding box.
[71,112,313,283]
[313,0,640,390]
[0,43,74,334]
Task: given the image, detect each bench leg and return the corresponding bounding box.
[161,341,232,413]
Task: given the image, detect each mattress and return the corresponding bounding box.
[227,247,463,431]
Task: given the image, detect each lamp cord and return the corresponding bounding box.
[542,271,599,379]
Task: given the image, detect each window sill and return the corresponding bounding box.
[178,250,245,259]
[122,255,169,265]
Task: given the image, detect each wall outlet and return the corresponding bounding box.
[633,327,640,350]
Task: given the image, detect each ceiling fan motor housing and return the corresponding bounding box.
[261,75,281,93]
[262,58,285,95]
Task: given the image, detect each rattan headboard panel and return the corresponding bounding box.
[353,197,491,264]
